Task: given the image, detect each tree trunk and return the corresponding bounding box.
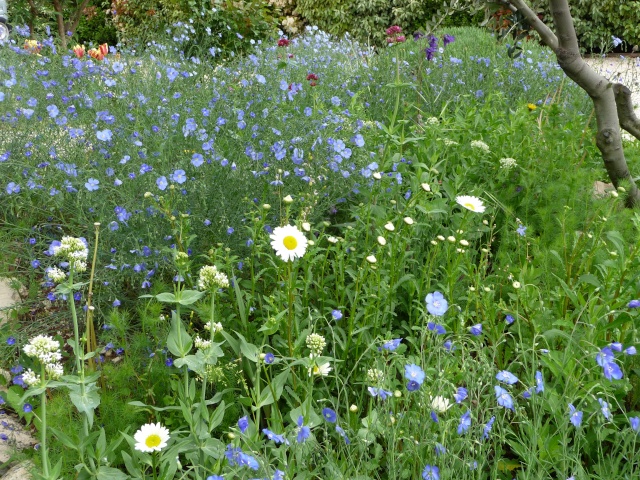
[510,0,640,206]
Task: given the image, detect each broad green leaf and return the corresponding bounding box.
[166,312,193,358]
[178,289,205,305]
[96,467,129,480]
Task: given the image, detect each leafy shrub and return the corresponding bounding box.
[295,0,480,45]
[110,0,279,57]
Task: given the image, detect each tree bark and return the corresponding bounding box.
[52,0,67,49]
[613,83,640,141]
[508,0,640,206]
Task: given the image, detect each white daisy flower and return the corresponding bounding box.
[455,195,486,213]
[134,422,170,453]
[270,225,308,261]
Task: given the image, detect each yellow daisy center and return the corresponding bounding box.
[283,235,298,250]
[464,203,476,210]
[145,434,162,448]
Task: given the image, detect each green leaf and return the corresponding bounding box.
[166,312,193,358]
[68,383,100,428]
[174,352,204,371]
[96,467,129,480]
[50,427,79,451]
[200,437,224,459]
[178,289,205,305]
[155,292,177,303]
[208,400,226,431]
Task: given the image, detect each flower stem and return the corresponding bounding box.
[39,366,49,478]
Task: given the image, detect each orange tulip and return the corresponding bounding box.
[99,43,109,57]
[88,48,104,61]
[73,44,85,58]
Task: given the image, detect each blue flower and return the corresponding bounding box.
[610,342,623,352]
[596,346,615,367]
[6,337,16,346]
[612,36,623,47]
[322,408,337,423]
[425,292,448,316]
[331,309,343,320]
[263,428,289,445]
[264,352,275,364]
[454,387,468,403]
[495,386,515,410]
[84,178,100,191]
[407,380,420,391]
[6,182,20,194]
[296,416,310,443]
[598,398,612,420]
[505,314,514,325]
[457,411,471,434]
[273,470,284,480]
[535,371,544,393]
[96,129,112,141]
[630,416,639,432]
[469,324,482,336]
[171,169,187,184]
[404,364,425,385]
[23,403,33,413]
[602,360,623,381]
[496,370,518,385]
[625,346,637,355]
[422,465,440,480]
[335,425,350,444]
[368,387,392,400]
[434,443,446,456]
[206,476,223,480]
[516,224,527,236]
[238,416,249,433]
[381,338,402,351]
[483,416,495,439]
[427,322,446,334]
[627,299,640,308]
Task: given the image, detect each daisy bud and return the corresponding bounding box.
[377,236,387,246]
[302,222,311,232]
[447,236,456,243]
[263,204,271,210]
[384,222,395,232]
[366,255,377,264]
[373,172,382,180]
[283,195,293,203]
[437,235,445,241]
[459,239,469,246]
[403,217,414,225]
[512,281,521,289]
[350,404,358,413]
[421,183,431,192]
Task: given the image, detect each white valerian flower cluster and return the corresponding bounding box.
[22,369,41,387]
[23,335,64,382]
[425,117,439,125]
[367,368,384,383]
[306,333,326,357]
[499,157,517,170]
[470,140,490,152]
[204,321,223,333]
[53,236,88,272]
[194,335,212,350]
[46,266,67,283]
[197,265,229,290]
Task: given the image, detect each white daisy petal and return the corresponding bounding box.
[455,195,486,213]
[134,422,170,453]
[270,225,308,262]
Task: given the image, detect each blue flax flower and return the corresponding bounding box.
[598,398,612,420]
[454,386,468,403]
[368,387,392,400]
[568,404,583,427]
[404,364,425,385]
[238,416,249,434]
[381,338,402,351]
[322,408,337,423]
[296,416,310,443]
[495,386,515,410]
[627,299,640,308]
[469,324,482,336]
[335,425,350,444]
[483,416,495,439]
[630,417,639,432]
[263,428,289,445]
[422,465,440,480]
[458,411,471,434]
[496,370,518,385]
[535,371,544,393]
[425,292,448,316]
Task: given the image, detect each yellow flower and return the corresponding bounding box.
[527,103,537,111]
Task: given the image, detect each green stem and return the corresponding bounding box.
[40,366,49,478]
[152,451,158,480]
[287,262,294,358]
[67,269,82,374]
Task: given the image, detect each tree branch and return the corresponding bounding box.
[510,0,558,50]
[614,83,640,141]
